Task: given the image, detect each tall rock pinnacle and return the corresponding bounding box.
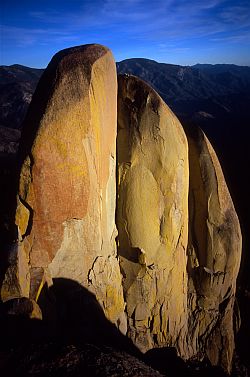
[116,74,189,355]
[186,126,242,372]
[12,44,126,332]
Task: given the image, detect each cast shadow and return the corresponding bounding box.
[0,154,19,296]
[144,347,227,377]
[39,277,140,355]
[0,277,140,357]
[0,278,230,376]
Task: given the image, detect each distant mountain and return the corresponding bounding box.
[0,64,43,131]
[2,61,250,133]
[117,59,250,122]
[1,60,250,133]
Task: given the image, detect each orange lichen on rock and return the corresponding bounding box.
[14,44,126,330]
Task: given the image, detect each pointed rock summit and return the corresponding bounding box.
[186,126,241,372]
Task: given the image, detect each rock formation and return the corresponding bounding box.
[185,126,241,372]
[116,74,241,372]
[116,74,189,355]
[4,44,126,332]
[0,45,242,374]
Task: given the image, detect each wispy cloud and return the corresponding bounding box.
[28,10,64,24]
[23,0,250,43]
[2,25,80,47]
[2,0,250,66]
[220,6,250,26]
[211,33,250,43]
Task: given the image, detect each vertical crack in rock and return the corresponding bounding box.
[15,195,33,239]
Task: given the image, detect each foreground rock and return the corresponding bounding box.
[186,126,242,373]
[6,44,126,331]
[1,297,42,319]
[117,74,189,355]
[1,343,164,377]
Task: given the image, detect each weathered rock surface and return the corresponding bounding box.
[116,74,241,373]
[186,126,242,373]
[116,74,189,355]
[0,46,242,375]
[12,44,126,331]
[1,241,30,302]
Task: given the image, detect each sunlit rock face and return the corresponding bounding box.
[0,45,242,374]
[186,126,242,373]
[116,74,189,355]
[0,241,30,301]
[116,74,241,373]
[13,44,126,332]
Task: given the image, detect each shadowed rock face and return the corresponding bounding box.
[4,44,126,332]
[116,74,189,355]
[186,126,242,373]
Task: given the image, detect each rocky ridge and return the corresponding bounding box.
[0,44,242,375]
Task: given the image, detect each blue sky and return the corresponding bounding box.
[1,0,250,67]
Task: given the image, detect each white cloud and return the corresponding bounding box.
[1,25,80,47]
[4,0,250,53]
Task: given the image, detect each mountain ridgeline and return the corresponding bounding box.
[0,65,43,155]
[1,59,250,132]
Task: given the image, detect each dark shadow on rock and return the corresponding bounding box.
[2,342,164,377]
[0,154,19,295]
[234,287,250,375]
[38,277,141,356]
[0,277,142,375]
[0,298,51,351]
[144,347,228,377]
[144,347,187,375]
